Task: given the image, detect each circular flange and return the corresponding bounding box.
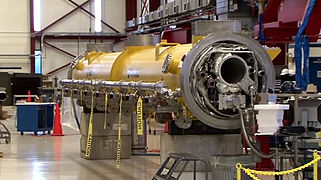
[180,33,275,129]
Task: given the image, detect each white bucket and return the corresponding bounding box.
[254,104,289,135]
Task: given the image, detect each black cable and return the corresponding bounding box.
[71,99,80,130]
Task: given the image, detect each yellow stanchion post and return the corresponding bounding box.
[236,163,242,180]
[314,150,318,180]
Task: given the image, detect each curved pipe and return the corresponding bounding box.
[238,108,275,158]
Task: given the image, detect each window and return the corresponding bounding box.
[94,0,102,32]
[35,51,42,74]
[33,0,41,31]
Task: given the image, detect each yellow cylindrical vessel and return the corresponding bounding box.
[72,41,192,90]
[63,33,276,130]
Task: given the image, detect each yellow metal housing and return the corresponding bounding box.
[72,41,192,90]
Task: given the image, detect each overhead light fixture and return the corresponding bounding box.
[33,0,41,32]
[94,0,102,32]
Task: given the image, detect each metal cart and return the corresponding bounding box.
[16,103,55,135]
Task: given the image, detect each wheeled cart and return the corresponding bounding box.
[16,103,55,135]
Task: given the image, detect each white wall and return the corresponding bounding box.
[103,0,126,32]
[0,0,126,78]
[0,0,30,73]
[42,0,91,32]
[41,0,126,80]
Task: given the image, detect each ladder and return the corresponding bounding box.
[152,153,209,180]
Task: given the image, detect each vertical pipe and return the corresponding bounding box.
[30,0,36,74]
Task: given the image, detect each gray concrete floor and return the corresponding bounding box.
[0,107,161,180]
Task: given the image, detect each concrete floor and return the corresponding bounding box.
[0,107,161,180]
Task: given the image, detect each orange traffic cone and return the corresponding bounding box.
[52,103,64,136]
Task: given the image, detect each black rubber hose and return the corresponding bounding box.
[71,99,81,130]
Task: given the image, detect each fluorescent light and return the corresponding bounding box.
[94,0,102,32]
[33,0,41,32]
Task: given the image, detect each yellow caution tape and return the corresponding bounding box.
[85,91,95,158]
[236,150,321,180]
[116,94,123,168]
[104,93,108,129]
[136,97,143,136]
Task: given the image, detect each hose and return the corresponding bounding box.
[71,98,81,130]
[66,54,83,131]
[294,0,316,90]
[238,108,275,158]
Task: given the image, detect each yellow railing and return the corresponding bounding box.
[236,150,321,180]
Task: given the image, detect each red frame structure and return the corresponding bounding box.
[253,0,321,65]
[254,0,321,44]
